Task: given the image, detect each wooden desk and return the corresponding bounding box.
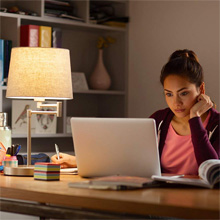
[0,174,219,219]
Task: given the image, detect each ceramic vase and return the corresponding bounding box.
[89,49,111,90]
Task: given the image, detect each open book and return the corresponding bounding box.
[152,159,220,189]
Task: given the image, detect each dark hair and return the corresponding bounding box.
[160,49,204,87]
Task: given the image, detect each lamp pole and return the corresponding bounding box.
[26,102,62,167]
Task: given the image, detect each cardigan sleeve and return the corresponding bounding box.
[189,117,219,166]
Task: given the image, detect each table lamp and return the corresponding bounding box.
[5,47,73,176]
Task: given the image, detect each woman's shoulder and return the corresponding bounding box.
[210,107,220,115]
[149,108,173,130]
[149,107,173,121]
[209,108,220,124]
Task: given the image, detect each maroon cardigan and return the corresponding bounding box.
[150,108,220,170]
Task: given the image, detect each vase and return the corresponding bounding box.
[89,49,111,90]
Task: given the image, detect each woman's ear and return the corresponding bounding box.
[200,82,205,94]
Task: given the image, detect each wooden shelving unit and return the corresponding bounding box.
[0,0,128,143]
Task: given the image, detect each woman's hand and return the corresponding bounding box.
[190,94,213,118]
[51,152,77,168]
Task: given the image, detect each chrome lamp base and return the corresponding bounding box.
[4,165,34,176]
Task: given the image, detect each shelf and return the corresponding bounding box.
[91,0,128,3]
[1,86,125,95]
[1,86,7,90]
[0,12,126,32]
[85,22,126,32]
[12,133,72,138]
[0,0,128,146]
[74,90,125,95]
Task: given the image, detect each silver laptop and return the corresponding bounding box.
[71,117,161,178]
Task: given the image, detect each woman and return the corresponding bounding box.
[150,49,219,175]
[51,49,219,175]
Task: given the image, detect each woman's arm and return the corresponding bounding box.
[189,94,219,165]
[189,117,219,166]
[51,152,77,168]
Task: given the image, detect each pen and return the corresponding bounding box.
[15,145,21,156]
[55,144,60,160]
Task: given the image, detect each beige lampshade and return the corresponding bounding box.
[6,47,73,100]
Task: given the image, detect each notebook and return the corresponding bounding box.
[71,117,161,178]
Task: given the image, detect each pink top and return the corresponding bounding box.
[161,112,211,175]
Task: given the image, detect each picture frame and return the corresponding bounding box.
[12,100,36,134]
[12,100,57,134]
[35,101,57,134]
[71,72,89,91]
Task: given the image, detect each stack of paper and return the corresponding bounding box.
[34,162,60,181]
[61,168,78,175]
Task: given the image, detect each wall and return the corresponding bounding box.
[128,0,219,117]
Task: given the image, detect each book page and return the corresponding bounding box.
[151,175,211,188]
[199,159,220,184]
[209,169,220,186]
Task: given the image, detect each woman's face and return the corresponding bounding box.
[163,75,201,118]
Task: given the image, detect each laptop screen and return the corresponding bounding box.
[71,117,161,178]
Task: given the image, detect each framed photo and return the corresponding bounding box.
[12,100,36,134]
[35,101,57,134]
[12,100,57,135]
[72,72,89,91]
